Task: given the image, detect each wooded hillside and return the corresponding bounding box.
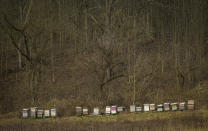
[0,0,208,115]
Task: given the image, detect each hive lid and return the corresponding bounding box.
[144,104,150,106]
[188,100,194,104]
[31,107,38,109]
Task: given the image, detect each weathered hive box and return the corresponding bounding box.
[171,103,178,111]
[144,104,150,112]
[157,104,163,112]
[179,102,186,111]
[130,105,136,113]
[111,106,117,115]
[82,107,89,115]
[51,109,56,118]
[30,107,38,118]
[44,109,50,118]
[136,107,142,112]
[105,106,111,114]
[117,106,125,112]
[37,109,44,118]
[187,100,194,110]
[150,104,155,111]
[76,107,82,116]
[93,107,100,115]
[164,103,170,111]
[22,109,29,118]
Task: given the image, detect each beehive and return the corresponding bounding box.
[144,104,150,112]
[22,109,29,118]
[37,109,44,118]
[136,107,142,112]
[130,105,136,113]
[117,106,125,112]
[164,103,170,111]
[179,102,186,111]
[111,106,117,115]
[30,107,38,118]
[157,104,163,112]
[76,107,82,116]
[83,107,89,115]
[105,106,111,114]
[150,104,155,111]
[44,109,50,118]
[171,103,178,111]
[51,109,56,118]
[93,107,100,115]
[187,100,194,110]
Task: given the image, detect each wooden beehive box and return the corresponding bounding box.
[44,109,50,118]
[164,103,170,111]
[130,105,136,113]
[51,109,56,118]
[82,107,89,115]
[187,100,194,110]
[150,104,156,111]
[22,109,29,118]
[144,104,150,112]
[76,107,82,116]
[37,109,44,118]
[105,106,111,114]
[30,107,38,118]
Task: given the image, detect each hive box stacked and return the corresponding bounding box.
[44,109,50,118]
[30,107,38,118]
[111,106,117,115]
[51,109,56,118]
[37,109,44,118]
[157,104,163,112]
[130,105,136,113]
[179,102,186,111]
[150,104,155,112]
[22,109,29,118]
[136,107,142,112]
[93,107,100,115]
[144,104,150,112]
[164,103,170,111]
[76,107,82,116]
[171,103,178,111]
[187,100,194,110]
[105,106,111,115]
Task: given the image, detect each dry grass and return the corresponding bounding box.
[0,110,208,131]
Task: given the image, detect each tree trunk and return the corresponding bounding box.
[50,32,55,83]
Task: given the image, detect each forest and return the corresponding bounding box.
[0,0,208,117]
